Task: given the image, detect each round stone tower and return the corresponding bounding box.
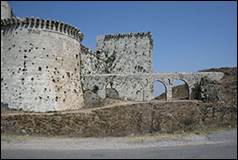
[1,17,85,112]
[1,1,12,19]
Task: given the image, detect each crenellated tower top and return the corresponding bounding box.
[1,17,84,42]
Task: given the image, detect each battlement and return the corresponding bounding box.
[98,31,153,47]
[1,17,84,42]
[81,44,95,55]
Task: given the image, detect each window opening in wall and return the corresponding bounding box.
[92,85,99,94]
[25,22,29,28]
[51,22,54,30]
[35,19,40,28]
[55,23,59,31]
[172,79,189,100]
[30,20,34,28]
[60,24,63,32]
[46,21,50,29]
[63,26,66,33]
[153,80,167,101]
[41,20,44,29]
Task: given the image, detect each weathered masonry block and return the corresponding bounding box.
[95,32,153,74]
[1,17,85,112]
[80,44,106,75]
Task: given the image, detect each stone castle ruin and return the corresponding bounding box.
[1,1,224,112]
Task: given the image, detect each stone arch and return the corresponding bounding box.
[105,81,119,99]
[172,79,190,100]
[153,79,168,100]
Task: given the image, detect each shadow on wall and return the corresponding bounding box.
[106,88,119,99]
[83,90,102,108]
[83,87,120,108]
[1,102,11,111]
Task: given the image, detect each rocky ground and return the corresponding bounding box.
[1,100,237,137]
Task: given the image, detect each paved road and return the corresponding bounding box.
[1,129,237,159]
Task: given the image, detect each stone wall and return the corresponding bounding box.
[81,32,153,75]
[96,32,153,74]
[83,74,153,102]
[80,44,106,75]
[83,72,224,104]
[1,17,85,112]
[81,32,154,105]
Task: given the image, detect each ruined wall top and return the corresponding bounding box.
[1,17,84,42]
[1,1,12,19]
[96,32,153,50]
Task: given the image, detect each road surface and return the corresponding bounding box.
[1,128,237,159]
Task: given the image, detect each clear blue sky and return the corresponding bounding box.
[9,1,237,72]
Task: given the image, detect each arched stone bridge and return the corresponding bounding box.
[82,72,224,101]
